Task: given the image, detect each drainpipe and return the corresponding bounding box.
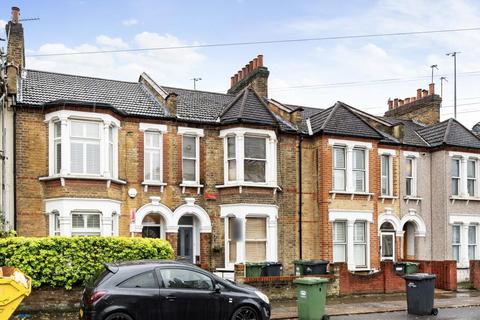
[298,134,303,259]
[0,93,4,220]
[13,107,16,230]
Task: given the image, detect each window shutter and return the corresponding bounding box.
[86,144,100,174]
[71,143,84,173]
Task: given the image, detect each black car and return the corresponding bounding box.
[80,260,271,320]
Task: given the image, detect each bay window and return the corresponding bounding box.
[46,110,120,179]
[449,153,480,198]
[353,221,367,268]
[219,128,277,187]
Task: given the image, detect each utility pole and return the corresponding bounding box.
[430,64,438,83]
[446,52,460,119]
[191,77,202,90]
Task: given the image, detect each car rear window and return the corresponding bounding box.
[87,268,112,287]
[118,271,158,289]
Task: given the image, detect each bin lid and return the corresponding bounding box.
[246,262,266,266]
[293,277,329,285]
[303,260,329,265]
[403,273,436,280]
[264,262,282,266]
[405,262,420,266]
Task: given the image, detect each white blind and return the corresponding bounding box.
[333,147,345,168]
[70,121,101,175]
[86,144,100,174]
[71,143,84,173]
[245,217,267,262]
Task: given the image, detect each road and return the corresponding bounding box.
[332,306,480,320]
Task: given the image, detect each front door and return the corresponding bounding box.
[178,226,194,263]
[381,232,395,261]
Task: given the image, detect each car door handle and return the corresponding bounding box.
[165,295,176,301]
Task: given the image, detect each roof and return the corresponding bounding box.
[308,101,384,139]
[220,87,279,126]
[20,69,166,117]
[416,118,480,149]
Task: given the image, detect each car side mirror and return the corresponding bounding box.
[214,283,222,293]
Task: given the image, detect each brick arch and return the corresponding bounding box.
[172,198,211,233]
[130,200,175,233]
[400,211,426,237]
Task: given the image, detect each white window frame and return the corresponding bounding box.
[45,110,120,179]
[329,210,373,271]
[219,128,277,188]
[452,224,461,262]
[405,156,417,196]
[178,127,204,186]
[452,158,461,196]
[467,159,477,197]
[333,221,347,263]
[71,211,102,236]
[333,146,347,191]
[353,221,368,268]
[469,224,478,261]
[54,121,62,174]
[70,120,102,175]
[381,154,393,196]
[144,131,163,183]
[139,123,167,185]
[353,148,367,192]
[244,217,268,263]
[328,139,372,194]
[220,204,278,269]
[448,152,480,199]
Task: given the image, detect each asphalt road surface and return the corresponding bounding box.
[332,306,480,320]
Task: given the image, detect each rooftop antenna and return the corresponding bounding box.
[446,51,460,119]
[430,64,438,84]
[440,76,448,101]
[19,17,40,22]
[191,77,202,90]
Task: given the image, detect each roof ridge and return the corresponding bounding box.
[320,102,340,131]
[25,68,140,85]
[238,88,249,118]
[219,89,244,118]
[161,85,235,97]
[443,118,453,144]
[336,102,385,139]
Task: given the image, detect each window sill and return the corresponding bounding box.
[379,195,398,204]
[329,191,374,200]
[180,182,204,194]
[39,175,126,187]
[403,196,422,204]
[142,181,167,192]
[216,182,281,194]
[450,196,480,205]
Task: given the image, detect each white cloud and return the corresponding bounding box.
[122,19,138,27]
[28,32,205,85]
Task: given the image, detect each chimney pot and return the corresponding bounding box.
[11,7,20,24]
[411,96,416,102]
[242,67,247,78]
[234,74,239,84]
[257,54,263,67]
[253,58,258,69]
[429,83,435,95]
[422,89,428,97]
[388,99,393,110]
[394,98,399,108]
[249,60,254,72]
[231,76,235,87]
[238,70,243,80]
[245,64,250,74]
[399,99,404,106]
[405,97,411,103]
[416,89,422,99]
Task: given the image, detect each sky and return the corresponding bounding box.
[1,0,479,129]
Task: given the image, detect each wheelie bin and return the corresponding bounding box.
[403,273,438,316]
[0,266,32,320]
[261,262,283,276]
[293,277,330,320]
[294,260,329,276]
[245,262,266,277]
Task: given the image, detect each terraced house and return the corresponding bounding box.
[4,7,480,277]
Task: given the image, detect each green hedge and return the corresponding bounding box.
[0,237,174,289]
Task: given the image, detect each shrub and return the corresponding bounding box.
[0,237,174,289]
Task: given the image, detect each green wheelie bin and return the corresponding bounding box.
[293,277,329,320]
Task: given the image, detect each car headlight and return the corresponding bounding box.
[254,290,269,304]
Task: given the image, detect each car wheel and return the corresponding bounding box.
[231,306,259,320]
[104,312,134,320]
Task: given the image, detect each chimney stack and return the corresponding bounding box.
[227,54,269,98]
[6,6,25,95]
[385,83,442,125]
[165,92,178,117]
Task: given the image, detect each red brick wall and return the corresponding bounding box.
[470,260,480,289]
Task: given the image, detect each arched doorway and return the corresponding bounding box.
[380,222,395,261]
[403,222,416,259]
[142,213,165,238]
[177,215,196,263]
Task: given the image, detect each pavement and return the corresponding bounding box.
[332,306,480,319]
[271,290,480,319]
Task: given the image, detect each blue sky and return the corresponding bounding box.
[1,0,479,128]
